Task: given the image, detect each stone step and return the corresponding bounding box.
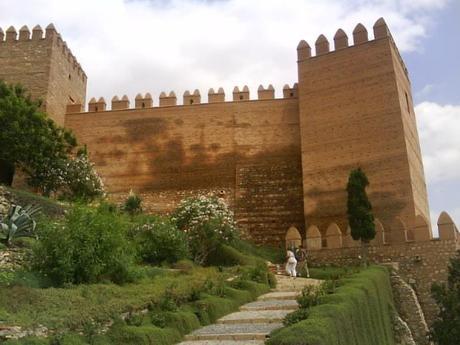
[217,310,291,324]
[178,341,265,345]
[274,276,322,292]
[184,323,282,341]
[257,291,299,301]
[240,299,298,311]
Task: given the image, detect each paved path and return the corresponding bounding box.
[177,274,321,345]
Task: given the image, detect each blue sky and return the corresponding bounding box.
[0,0,458,231]
[406,1,460,105]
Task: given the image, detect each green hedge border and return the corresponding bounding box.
[267,266,396,345]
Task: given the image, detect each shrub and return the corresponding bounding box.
[283,308,310,326]
[172,195,239,265]
[32,206,135,286]
[134,217,188,265]
[240,261,272,285]
[430,250,460,345]
[124,191,142,215]
[107,324,181,345]
[297,284,324,309]
[59,150,105,202]
[49,333,88,345]
[149,310,200,336]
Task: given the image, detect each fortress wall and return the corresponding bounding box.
[297,26,424,235]
[390,39,431,231]
[0,25,86,125]
[305,212,459,326]
[307,238,459,326]
[0,26,52,111]
[46,28,87,125]
[65,98,304,243]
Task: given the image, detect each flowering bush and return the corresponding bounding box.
[27,149,105,202]
[133,216,188,264]
[60,150,105,202]
[172,195,239,265]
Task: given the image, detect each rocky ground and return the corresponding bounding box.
[0,185,12,218]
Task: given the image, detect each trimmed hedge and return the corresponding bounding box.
[267,266,396,345]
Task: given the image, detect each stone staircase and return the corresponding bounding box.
[178,274,321,345]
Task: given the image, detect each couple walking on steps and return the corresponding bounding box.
[285,244,310,278]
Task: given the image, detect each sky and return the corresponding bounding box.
[0,0,459,232]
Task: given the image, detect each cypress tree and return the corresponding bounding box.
[346,168,375,265]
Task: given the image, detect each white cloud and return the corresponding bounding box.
[416,102,460,183]
[0,0,449,102]
[416,101,460,232]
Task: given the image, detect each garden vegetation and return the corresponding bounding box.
[0,191,278,345]
[267,266,396,345]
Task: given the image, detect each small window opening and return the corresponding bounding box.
[142,102,145,108]
[68,74,71,80]
[95,106,98,112]
[405,92,411,113]
[190,99,194,105]
[239,95,243,100]
[290,92,294,97]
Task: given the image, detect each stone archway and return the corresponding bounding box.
[285,226,302,250]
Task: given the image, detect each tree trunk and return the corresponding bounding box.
[361,240,369,267]
[0,160,15,186]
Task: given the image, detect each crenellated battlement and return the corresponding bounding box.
[0,24,87,82]
[66,84,299,113]
[301,212,459,251]
[297,18,408,77]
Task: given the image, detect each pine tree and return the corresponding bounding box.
[346,168,375,265]
[430,250,460,345]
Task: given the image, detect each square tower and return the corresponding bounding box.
[0,24,86,125]
[296,19,431,240]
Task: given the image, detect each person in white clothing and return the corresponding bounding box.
[285,250,297,278]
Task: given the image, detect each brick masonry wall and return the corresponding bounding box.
[0,26,86,125]
[46,34,86,126]
[65,98,304,244]
[0,31,52,111]
[307,239,460,325]
[297,35,430,236]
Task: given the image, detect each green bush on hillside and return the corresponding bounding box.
[430,250,460,345]
[32,206,135,286]
[123,191,143,215]
[133,216,188,265]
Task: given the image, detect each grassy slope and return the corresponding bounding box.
[1,185,66,217]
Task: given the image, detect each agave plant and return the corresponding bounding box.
[0,204,41,246]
